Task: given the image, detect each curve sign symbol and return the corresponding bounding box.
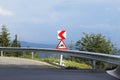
[57,30,66,40]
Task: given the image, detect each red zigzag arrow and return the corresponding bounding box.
[58,30,66,39]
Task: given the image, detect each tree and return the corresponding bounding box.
[11,34,21,47]
[68,41,75,61]
[0,25,11,56]
[11,34,22,57]
[75,33,114,69]
[0,25,22,57]
[69,41,74,50]
[0,25,10,47]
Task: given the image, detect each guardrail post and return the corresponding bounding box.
[1,51,3,56]
[92,60,96,69]
[59,54,63,66]
[31,52,34,60]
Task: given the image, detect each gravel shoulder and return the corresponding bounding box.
[0,57,57,68]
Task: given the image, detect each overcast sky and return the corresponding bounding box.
[0,0,120,48]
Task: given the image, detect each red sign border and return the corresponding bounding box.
[56,39,67,50]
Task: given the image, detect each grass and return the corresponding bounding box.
[40,58,59,63]
[63,60,92,69]
[39,58,92,69]
[19,53,92,69]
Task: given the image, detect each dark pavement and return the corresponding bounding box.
[0,68,119,80]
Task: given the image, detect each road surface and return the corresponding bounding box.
[0,68,119,80]
[0,57,119,80]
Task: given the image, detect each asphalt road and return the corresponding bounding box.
[0,57,119,80]
[0,68,119,80]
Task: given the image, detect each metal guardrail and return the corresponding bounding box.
[0,47,120,65]
[0,47,120,79]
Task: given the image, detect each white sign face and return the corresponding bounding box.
[56,40,67,50]
[57,30,66,40]
[58,40,66,48]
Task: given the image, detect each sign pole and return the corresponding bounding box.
[59,54,63,66]
[56,30,67,66]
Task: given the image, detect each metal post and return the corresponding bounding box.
[59,54,63,66]
[31,52,34,59]
[92,60,96,69]
[1,51,3,56]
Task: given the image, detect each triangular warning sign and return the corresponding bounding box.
[56,40,67,50]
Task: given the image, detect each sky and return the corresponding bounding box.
[0,0,120,48]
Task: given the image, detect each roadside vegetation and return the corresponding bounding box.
[18,53,92,69]
[21,56,92,69]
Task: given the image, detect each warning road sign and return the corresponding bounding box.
[56,40,67,50]
[57,30,66,40]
